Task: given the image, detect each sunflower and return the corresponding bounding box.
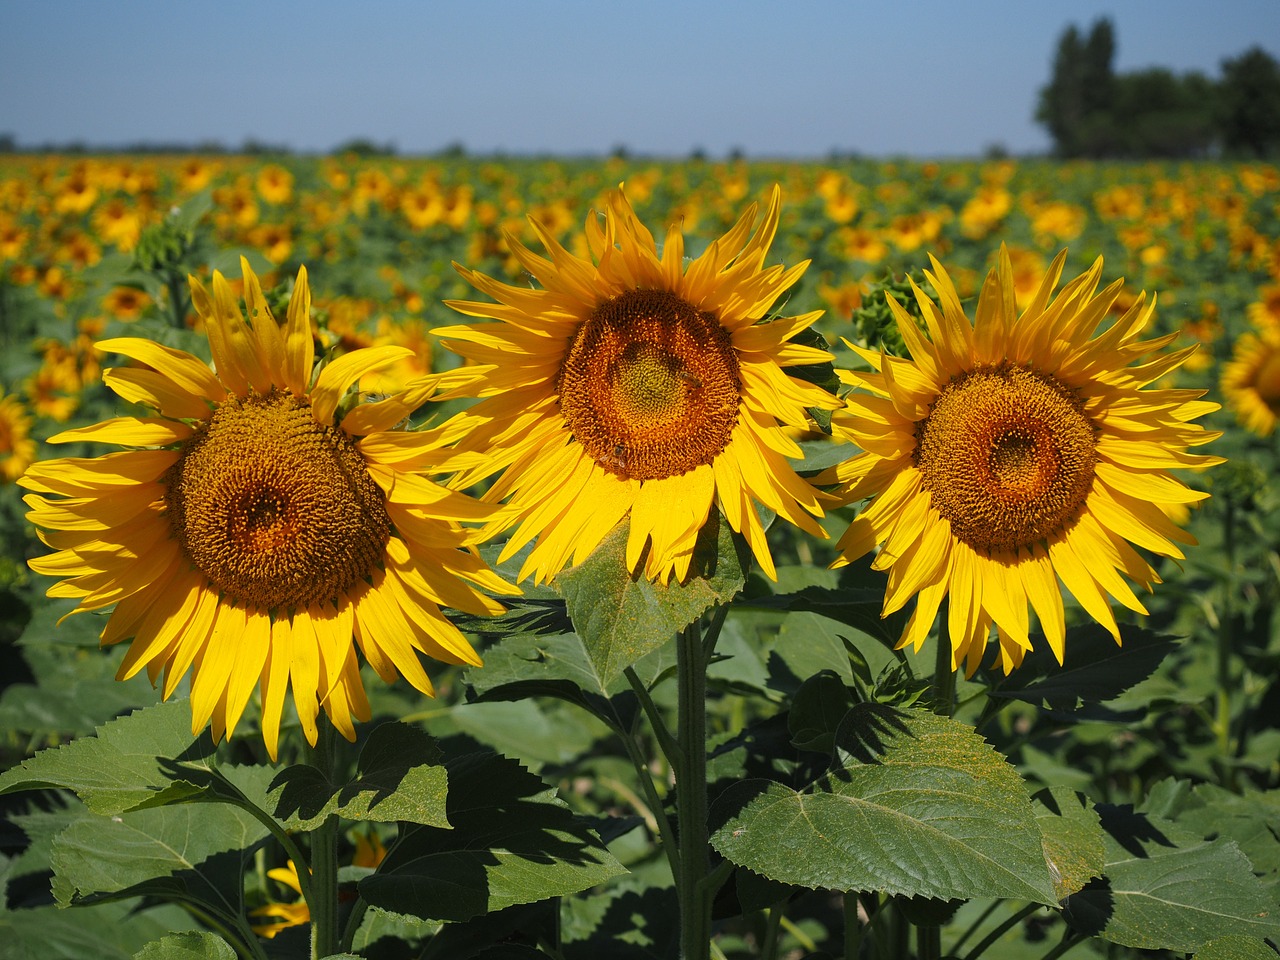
[1222,327,1280,436]
[21,260,513,759]
[823,248,1222,674]
[427,186,839,586]
[1,394,36,483]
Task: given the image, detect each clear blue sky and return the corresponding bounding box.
[2,0,1277,158]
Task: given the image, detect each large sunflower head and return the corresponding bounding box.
[1222,327,1280,436]
[823,246,1223,675]
[432,185,840,585]
[21,260,515,759]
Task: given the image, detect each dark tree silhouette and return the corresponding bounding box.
[1218,46,1280,157]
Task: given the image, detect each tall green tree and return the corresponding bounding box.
[1217,46,1280,157]
[1113,68,1217,157]
[1035,18,1119,157]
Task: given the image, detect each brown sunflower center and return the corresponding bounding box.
[163,389,390,610]
[914,362,1097,552]
[556,289,741,480]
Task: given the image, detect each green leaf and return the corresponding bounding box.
[1193,935,1280,959]
[466,632,621,713]
[1063,805,1280,952]
[270,721,450,829]
[710,704,1058,904]
[447,699,611,767]
[360,751,626,921]
[988,624,1178,712]
[745,584,902,650]
[451,597,573,642]
[1032,786,1105,900]
[1159,784,1280,890]
[132,931,237,960]
[557,512,747,685]
[0,700,214,815]
[1,611,165,738]
[349,906,441,953]
[787,670,855,753]
[49,803,268,906]
[0,901,196,960]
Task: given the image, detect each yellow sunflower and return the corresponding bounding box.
[250,861,310,938]
[21,260,514,759]
[431,185,841,585]
[823,247,1222,674]
[1,393,36,483]
[1222,327,1280,436]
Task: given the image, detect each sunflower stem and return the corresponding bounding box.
[842,893,863,960]
[166,270,188,329]
[960,902,1039,960]
[611,692,680,884]
[625,665,683,768]
[932,600,956,718]
[675,617,713,960]
[308,724,342,960]
[1214,494,1237,782]
[918,922,942,960]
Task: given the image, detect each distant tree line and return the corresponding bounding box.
[1037,18,1280,158]
[0,135,400,157]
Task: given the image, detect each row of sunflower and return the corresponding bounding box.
[2,154,1278,435]
[0,154,1277,959]
[7,179,1223,749]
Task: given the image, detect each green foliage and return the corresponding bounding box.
[1036,18,1280,157]
[132,931,238,960]
[1063,805,1280,951]
[268,723,450,829]
[558,512,748,686]
[358,751,625,922]
[1219,47,1280,157]
[711,705,1061,903]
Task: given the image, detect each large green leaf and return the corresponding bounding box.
[349,906,441,953]
[1153,783,1280,891]
[0,700,214,814]
[1063,805,1280,952]
[1032,786,1105,900]
[132,931,237,960]
[557,512,747,686]
[0,617,166,739]
[0,901,196,960]
[787,670,856,754]
[360,751,626,921]
[270,721,450,829]
[1192,935,1280,959]
[987,624,1179,712]
[710,704,1058,903]
[743,584,901,649]
[466,632,620,709]
[49,803,268,906]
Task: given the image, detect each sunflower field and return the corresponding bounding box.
[0,152,1278,960]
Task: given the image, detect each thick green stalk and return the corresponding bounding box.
[308,724,341,960]
[166,271,189,329]
[843,893,863,960]
[1215,495,1236,770]
[932,600,956,718]
[676,619,712,960]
